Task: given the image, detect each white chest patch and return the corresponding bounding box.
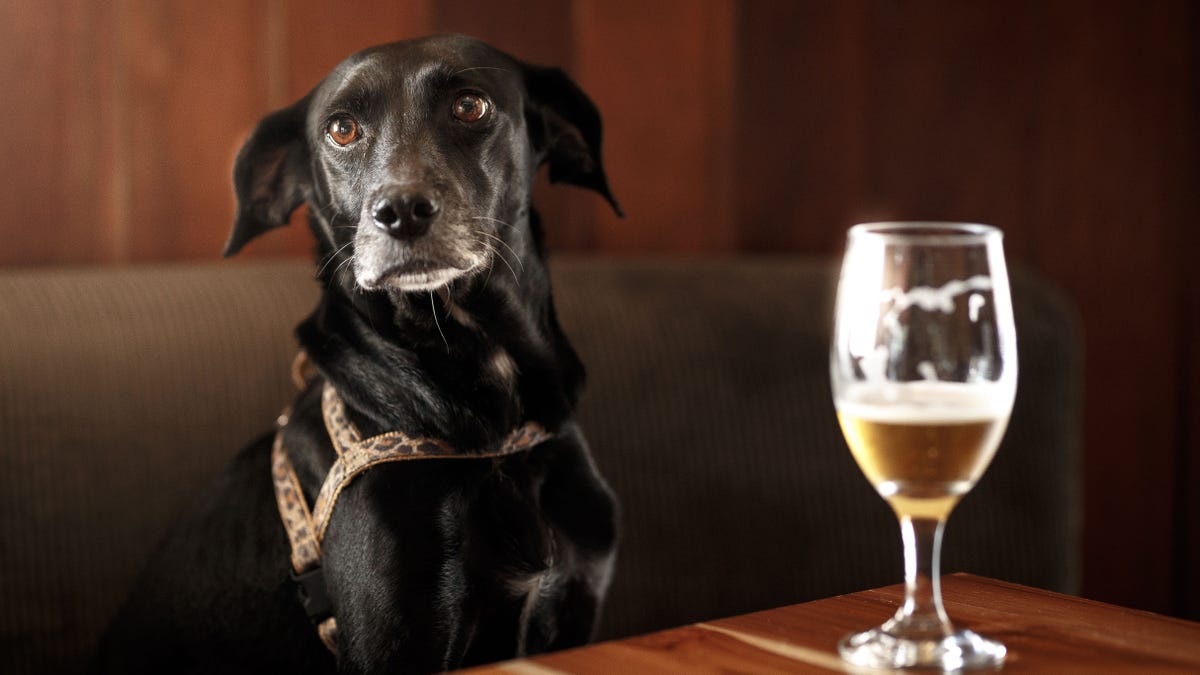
[488,348,519,386]
[443,296,476,328]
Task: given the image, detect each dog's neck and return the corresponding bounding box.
[296,210,583,451]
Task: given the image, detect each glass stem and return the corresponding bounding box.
[891,516,952,637]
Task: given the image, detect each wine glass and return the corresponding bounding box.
[830,222,1017,670]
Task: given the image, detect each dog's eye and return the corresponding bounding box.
[452,94,489,124]
[327,115,360,146]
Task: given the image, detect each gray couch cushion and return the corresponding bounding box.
[552,258,1081,639]
[0,256,1080,673]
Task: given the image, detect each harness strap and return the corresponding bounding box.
[270,360,552,656]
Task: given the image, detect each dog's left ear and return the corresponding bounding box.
[223,96,312,257]
[524,66,623,217]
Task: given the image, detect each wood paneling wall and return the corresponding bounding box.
[1,0,1197,619]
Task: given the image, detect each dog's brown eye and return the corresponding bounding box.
[452,94,489,123]
[327,115,360,146]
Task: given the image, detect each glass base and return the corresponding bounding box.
[838,625,1005,671]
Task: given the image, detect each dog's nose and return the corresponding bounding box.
[371,192,440,238]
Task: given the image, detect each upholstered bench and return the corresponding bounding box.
[0,256,1081,674]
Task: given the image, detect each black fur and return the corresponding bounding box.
[97,35,619,674]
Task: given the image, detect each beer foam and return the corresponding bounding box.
[879,275,993,315]
[835,381,1013,423]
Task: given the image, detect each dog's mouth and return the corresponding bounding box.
[350,212,493,293]
[358,257,478,293]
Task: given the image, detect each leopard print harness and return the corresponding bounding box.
[271,354,552,655]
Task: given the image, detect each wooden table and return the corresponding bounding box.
[466,574,1200,673]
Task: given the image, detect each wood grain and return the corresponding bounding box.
[118,0,272,261]
[1019,1,1192,614]
[572,0,737,252]
[0,0,118,264]
[467,574,1200,674]
[734,0,866,253]
[280,0,434,104]
[1182,19,1200,613]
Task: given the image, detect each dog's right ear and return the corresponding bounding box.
[224,96,312,257]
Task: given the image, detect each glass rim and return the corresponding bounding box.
[848,221,1001,244]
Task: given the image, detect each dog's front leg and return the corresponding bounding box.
[532,427,619,651]
[321,471,470,674]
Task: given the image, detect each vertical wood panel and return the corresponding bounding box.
[280,0,434,103]
[1177,2,1200,621]
[120,0,271,261]
[573,0,737,252]
[857,1,1043,242]
[1184,216,1200,619]
[1187,259,1200,618]
[1024,1,1191,613]
[433,0,573,65]
[0,0,117,265]
[734,1,866,252]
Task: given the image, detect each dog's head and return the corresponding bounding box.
[224,35,619,294]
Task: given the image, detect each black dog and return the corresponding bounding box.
[98,34,619,674]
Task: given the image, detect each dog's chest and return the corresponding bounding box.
[343,450,563,575]
[359,454,571,646]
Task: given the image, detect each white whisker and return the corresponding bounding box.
[333,253,357,289]
[312,201,340,219]
[474,235,519,283]
[471,215,512,228]
[430,291,449,353]
[478,241,497,291]
[479,231,524,271]
[471,219,525,272]
[316,240,356,278]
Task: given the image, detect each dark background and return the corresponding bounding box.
[2,0,1196,619]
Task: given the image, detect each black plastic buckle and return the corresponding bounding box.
[291,566,333,622]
